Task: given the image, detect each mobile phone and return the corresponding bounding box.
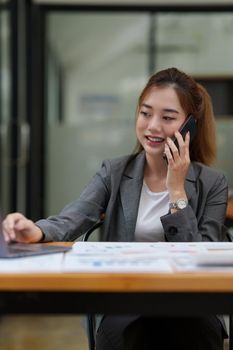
[173,114,197,148]
[163,114,197,161]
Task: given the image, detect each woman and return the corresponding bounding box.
[3,68,228,349]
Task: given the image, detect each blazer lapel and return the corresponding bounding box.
[120,152,145,241]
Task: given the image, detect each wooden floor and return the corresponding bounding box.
[0,315,229,350]
[0,315,88,350]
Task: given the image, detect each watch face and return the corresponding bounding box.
[177,199,187,209]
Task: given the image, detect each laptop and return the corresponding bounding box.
[0,224,71,258]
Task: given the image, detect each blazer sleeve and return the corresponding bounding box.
[160,172,228,242]
[36,161,111,242]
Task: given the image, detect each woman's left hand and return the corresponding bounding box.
[164,131,190,200]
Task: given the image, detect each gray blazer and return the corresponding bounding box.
[37,151,228,243]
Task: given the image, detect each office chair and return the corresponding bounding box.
[83,225,233,350]
[82,219,103,350]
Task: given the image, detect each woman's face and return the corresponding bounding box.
[136,86,187,160]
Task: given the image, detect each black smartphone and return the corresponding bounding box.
[163,114,197,161]
[173,114,197,148]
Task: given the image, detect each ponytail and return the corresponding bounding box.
[190,84,216,166]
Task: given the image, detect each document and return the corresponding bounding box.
[63,242,177,272]
[71,241,207,255]
[64,242,233,273]
[1,242,233,274]
[172,242,233,271]
[0,253,65,273]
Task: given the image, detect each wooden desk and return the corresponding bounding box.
[1,270,233,292]
[1,243,233,316]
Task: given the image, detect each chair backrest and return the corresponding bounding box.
[86,315,95,350]
[82,219,103,242]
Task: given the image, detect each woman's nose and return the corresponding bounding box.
[148,116,161,131]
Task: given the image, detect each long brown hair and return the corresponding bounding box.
[134,67,216,166]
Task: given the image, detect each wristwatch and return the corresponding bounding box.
[169,199,188,210]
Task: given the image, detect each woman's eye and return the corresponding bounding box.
[163,116,175,121]
[140,111,150,117]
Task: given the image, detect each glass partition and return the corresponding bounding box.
[46,12,150,214]
[155,13,233,75]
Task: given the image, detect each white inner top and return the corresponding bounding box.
[134,182,169,242]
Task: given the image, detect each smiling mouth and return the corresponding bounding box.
[146,136,165,143]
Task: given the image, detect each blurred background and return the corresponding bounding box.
[1,0,233,349]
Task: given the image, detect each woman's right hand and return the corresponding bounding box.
[2,213,43,243]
